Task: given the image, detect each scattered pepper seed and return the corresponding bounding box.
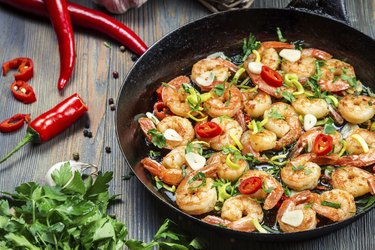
[84,123,90,129]
[87,131,93,138]
[105,146,111,153]
[83,129,89,136]
[108,98,114,105]
[72,152,80,161]
[110,104,116,111]
[112,71,119,79]
[120,46,126,53]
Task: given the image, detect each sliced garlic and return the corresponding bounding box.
[341,123,359,139]
[281,210,304,227]
[185,152,206,170]
[163,129,183,141]
[196,71,215,86]
[303,114,317,131]
[146,112,160,125]
[207,52,227,60]
[279,49,301,63]
[247,62,263,74]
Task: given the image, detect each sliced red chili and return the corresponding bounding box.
[0,114,30,133]
[260,65,283,87]
[195,122,222,138]
[239,177,262,194]
[10,81,37,104]
[313,134,333,156]
[156,86,163,101]
[2,57,34,81]
[153,101,170,120]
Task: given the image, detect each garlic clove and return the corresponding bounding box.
[304,114,317,131]
[279,49,302,63]
[281,210,304,227]
[196,71,215,86]
[185,152,206,170]
[163,129,183,141]
[248,62,263,74]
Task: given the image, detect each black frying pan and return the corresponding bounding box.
[115,0,375,241]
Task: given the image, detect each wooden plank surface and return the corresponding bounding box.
[0,0,374,249]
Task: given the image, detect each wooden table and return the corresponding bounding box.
[0,0,374,249]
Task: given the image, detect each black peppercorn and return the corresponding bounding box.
[131,54,139,62]
[120,46,126,53]
[108,98,114,105]
[110,104,116,111]
[112,71,119,79]
[83,129,89,136]
[105,146,111,153]
[72,152,80,161]
[87,131,93,138]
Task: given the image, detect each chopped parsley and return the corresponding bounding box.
[214,83,225,96]
[147,128,167,148]
[188,172,207,189]
[291,40,304,50]
[267,108,285,120]
[292,165,305,171]
[276,27,287,42]
[242,33,261,62]
[282,91,296,102]
[322,200,341,209]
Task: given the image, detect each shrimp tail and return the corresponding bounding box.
[138,117,156,141]
[335,154,375,168]
[202,215,231,227]
[141,157,183,186]
[367,178,375,195]
[312,203,340,222]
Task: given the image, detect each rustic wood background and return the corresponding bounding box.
[0,0,374,249]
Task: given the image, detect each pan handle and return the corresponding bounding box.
[287,0,349,24]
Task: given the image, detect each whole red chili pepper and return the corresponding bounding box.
[0,93,88,163]
[0,0,147,56]
[0,114,30,133]
[44,0,75,91]
[11,81,37,104]
[2,57,34,81]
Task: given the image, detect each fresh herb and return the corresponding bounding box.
[356,196,375,213]
[341,74,357,88]
[322,200,341,209]
[186,142,203,155]
[225,91,232,107]
[214,83,225,97]
[267,108,285,120]
[283,185,291,197]
[276,27,287,42]
[311,60,325,82]
[291,40,304,50]
[261,181,274,194]
[125,219,206,250]
[292,165,305,171]
[182,166,187,178]
[154,177,176,193]
[188,172,206,189]
[323,123,336,135]
[304,202,314,209]
[304,169,313,175]
[147,128,167,148]
[242,33,261,61]
[282,91,296,102]
[149,150,161,158]
[362,85,375,97]
[213,179,237,202]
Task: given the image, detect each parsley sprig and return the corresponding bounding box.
[242,33,261,62]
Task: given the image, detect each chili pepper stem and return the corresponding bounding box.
[0,132,33,163]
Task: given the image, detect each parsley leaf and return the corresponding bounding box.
[291,40,304,50]
[214,83,225,97]
[147,128,167,148]
[242,33,261,62]
[188,172,206,189]
[282,91,296,102]
[323,123,336,134]
[322,200,341,209]
[292,165,305,171]
[267,108,285,120]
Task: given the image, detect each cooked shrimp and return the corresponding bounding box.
[318,59,356,92]
[161,76,191,117]
[205,116,243,151]
[281,48,332,82]
[312,189,356,222]
[204,84,243,118]
[206,152,248,181]
[191,58,238,91]
[240,129,277,153]
[332,167,375,198]
[291,95,329,119]
[336,128,375,167]
[277,191,320,233]
[138,117,156,142]
[281,154,321,191]
[242,90,272,118]
[157,115,195,149]
[203,195,264,232]
[175,165,218,215]
[246,43,283,70]
[290,127,342,158]
[264,102,302,150]
[239,170,283,210]
[337,95,375,124]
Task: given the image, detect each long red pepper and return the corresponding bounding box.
[0,0,147,56]
[44,0,76,91]
[0,93,88,163]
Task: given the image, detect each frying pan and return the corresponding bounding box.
[115,0,375,241]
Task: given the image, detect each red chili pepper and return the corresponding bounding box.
[153,101,170,120]
[0,114,30,133]
[195,122,222,138]
[0,93,88,163]
[2,57,34,81]
[10,81,37,104]
[156,86,163,101]
[260,65,283,87]
[44,0,75,91]
[238,177,262,194]
[0,0,148,56]
[313,134,333,156]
